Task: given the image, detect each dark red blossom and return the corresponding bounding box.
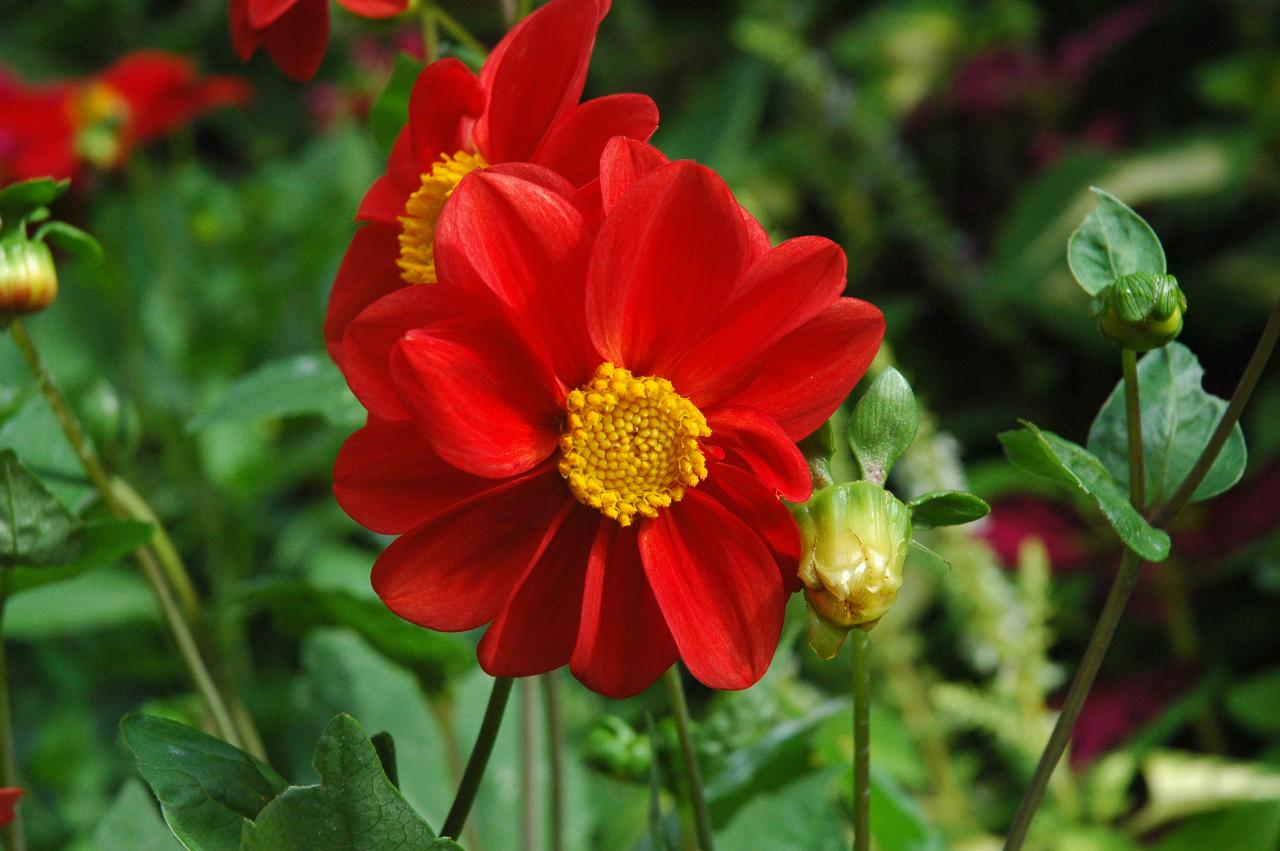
[229,0,407,82]
[331,140,884,697]
[0,788,21,827]
[979,495,1090,572]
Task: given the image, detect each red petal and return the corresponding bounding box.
[357,129,418,224]
[478,506,598,677]
[436,168,597,387]
[531,94,660,188]
[640,490,786,690]
[706,407,810,502]
[669,237,847,408]
[728,298,884,440]
[262,0,328,82]
[474,0,603,163]
[571,521,678,698]
[586,161,764,376]
[248,0,297,28]
[336,0,407,18]
[334,419,506,534]
[228,0,264,60]
[0,788,22,828]
[388,288,563,478]
[701,463,803,591]
[372,469,571,631]
[598,137,667,213]
[324,223,402,368]
[408,58,484,167]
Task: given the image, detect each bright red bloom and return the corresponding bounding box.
[324,0,659,366]
[0,52,251,182]
[332,139,884,697]
[0,788,22,827]
[229,0,408,82]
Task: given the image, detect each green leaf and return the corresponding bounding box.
[1068,187,1167,295]
[906,490,990,529]
[5,565,157,638]
[868,765,944,851]
[0,177,69,233]
[1154,802,1280,851]
[92,780,184,851]
[1088,343,1247,506]
[1131,750,1280,833]
[0,449,79,566]
[4,519,151,595]
[1226,667,1280,736]
[716,771,847,851]
[33,220,104,262]
[848,368,918,485]
[188,353,363,432]
[370,54,422,154]
[998,421,1170,561]
[244,714,436,851]
[121,713,286,851]
[370,731,399,790]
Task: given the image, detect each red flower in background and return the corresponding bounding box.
[229,0,407,83]
[0,52,250,182]
[332,140,884,698]
[324,0,659,366]
[979,495,1091,572]
[0,788,22,827]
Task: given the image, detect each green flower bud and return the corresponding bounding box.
[1092,272,1186,352]
[791,481,913,658]
[0,235,57,322]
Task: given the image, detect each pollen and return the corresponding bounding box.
[397,150,488,285]
[558,362,712,527]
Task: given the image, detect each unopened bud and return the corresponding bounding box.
[0,236,57,321]
[791,481,912,658]
[1092,272,1186,352]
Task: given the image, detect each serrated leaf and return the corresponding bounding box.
[34,220,104,262]
[0,449,79,567]
[4,519,151,595]
[848,368,918,485]
[1067,187,1166,295]
[907,490,990,529]
[370,54,421,154]
[998,421,1170,561]
[243,714,436,851]
[1088,343,1246,507]
[188,354,362,432]
[0,177,69,233]
[121,713,286,851]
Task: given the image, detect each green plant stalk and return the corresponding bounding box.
[109,479,199,620]
[541,673,565,851]
[0,592,26,851]
[663,667,715,851]
[433,6,488,56]
[516,0,532,22]
[8,320,241,748]
[520,678,538,851]
[442,676,515,839]
[851,629,871,851]
[422,3,439,63]
[1122,350,1145,511]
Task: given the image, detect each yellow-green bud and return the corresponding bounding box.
[0,236,58,321]
[1092,272,1186,352]
[791,481,912,658]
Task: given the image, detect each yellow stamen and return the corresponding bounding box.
[397,150,488,285]
[558,362,711,526]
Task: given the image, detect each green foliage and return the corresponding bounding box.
[0,178,69,234]
[1068,187,1167,295]
[1088,343,1247,506]
[906,490,990,529]
[188,353,363,432]
[1226,667,1280,736]
[0,449,79,565]
[31,221,104,263]
[848,368,918,485]
[999,421,1171,560]
[91,780,183,851]
[370,54,423,154]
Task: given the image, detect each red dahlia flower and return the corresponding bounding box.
[324,0,659,366]
[0,52,250,181]
[332,139,884,698]
[229,0,407,82]
[0,788,21,827]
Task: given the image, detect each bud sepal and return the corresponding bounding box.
[0,177,101,324]
[1091,272,1187,352]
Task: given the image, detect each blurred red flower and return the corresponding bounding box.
[978,495,1091,572]
[331,140,884,698]
[324,0,659,367]
[0,52,250,182]
[229,0,407,82]
[0,788,22,827]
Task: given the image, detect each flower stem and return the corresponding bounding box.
[519,678,538,851]
[0,593,26,851]
[540,673,565,851]
[662,667,714,851]
[442,675,515,839]
[851,629,871,851]
[422,3,439,63]
[1151,299,1280,527]
[1122,349,1145,511]
[7,320,241,748]
[433,6,488,57]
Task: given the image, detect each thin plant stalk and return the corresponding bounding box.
[0,591,25,851]
[662,667,714,851]
[541,673,565,851]
[520,678,539,851]
[422,3,439,63]
[442,676,515,839]
[8,321,242,747]
[851,629,871,851]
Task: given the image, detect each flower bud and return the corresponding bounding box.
[791,481,912,657]
[1092,272,1186,352]
[0,235,57,321]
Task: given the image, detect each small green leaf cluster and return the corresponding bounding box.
[0,178,102,323]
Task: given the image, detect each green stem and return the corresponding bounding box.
[433,6,489,57]
[851,630,871,851]
[1151,299,1280,527]
[442,676,515,839]
[422,3,439,63]
[663,667,714,851]
[0,594,26,851]
[516,0,532,22]
[109,478,200,621]
[520,678,538,851]
[1122,349,1145,511]
[541,673,565,851]
[8,320,241,748]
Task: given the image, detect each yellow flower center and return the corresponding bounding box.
[558,362,711,527]
[72,82,130,168]
[397,150,488,285]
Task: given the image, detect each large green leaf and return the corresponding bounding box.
[188,354,362,432]
[121,713,286,851]
[1067,187,1166,295]
[91,780,184,851]
[4,519,151,594]
[999,421,1170,561]
[244,714,436,851]
[906,490,990,530]
[0,449,78,566]
[1088,343,1246,507]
